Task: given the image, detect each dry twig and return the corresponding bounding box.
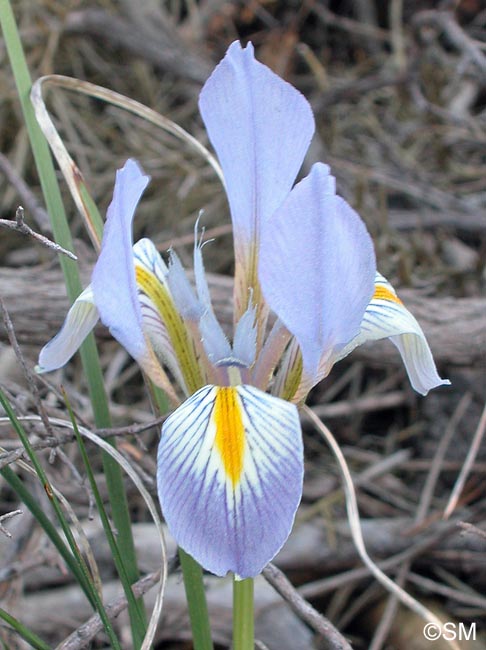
[444,401,486,519]
[413,9,486,76]
[263,563,352,650]
[55,571,160,650]
[0,509,23,539]
[0,207,77,260]
[457,521,486,541]
[0,153,50,232]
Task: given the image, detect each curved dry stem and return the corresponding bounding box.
[302,405,461,650]
[30,74,224,251]
[74,423,167,650]
[1,445,103,597]
[3,414,167,650]
[443,400,486,520]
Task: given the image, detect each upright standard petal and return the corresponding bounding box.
[336,273,450,395]
[157,384,303,578]
[259,163,376,382]
[199,41,315,316]
[37,286,99,372]
[199,42,314,246]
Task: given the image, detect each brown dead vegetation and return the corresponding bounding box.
[0,1,485,649]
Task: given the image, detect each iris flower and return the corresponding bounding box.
[38,42,449,579]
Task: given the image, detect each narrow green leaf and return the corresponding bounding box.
[0,465,94,605]
[0,607,51,650]
[179,549,214,650]
[63,391,147,638]
[0,390,122,650]
[0,4,146,645]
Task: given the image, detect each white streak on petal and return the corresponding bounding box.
[133,238,168,285]
[37,286,99,372]
[336,273,450,395]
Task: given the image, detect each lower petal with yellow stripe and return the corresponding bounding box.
[157,384,303,578]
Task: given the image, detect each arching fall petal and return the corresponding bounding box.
[37,286,99,372]
[157,384,303,578]
[335,273,450,395]
[259,163,376,384]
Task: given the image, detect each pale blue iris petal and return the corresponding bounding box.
[232,302,257,367]
[168,248,232,362]
[193,221,212,309]
[37,286,99,372]
[198,41,315,250]
[199,311,232,363]
[336,273,450,395]
[91,159,150,364]
[166,251,204,321]
[193,227,233,361]
[390,333,449,395]
[157,384,303,578]
[259,163,376,381]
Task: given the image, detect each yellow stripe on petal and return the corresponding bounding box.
[157,383,303,577]
[214,387,245,487]
[135,264,203,393]
[373,284,403,305]
[335,272,449,395]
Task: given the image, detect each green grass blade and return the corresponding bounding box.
[0,4,146,645]
[0,607,51,650]
[0,390,122,649]
[179,549,214,650]
[63,391,147,639]
[0,464,94,605]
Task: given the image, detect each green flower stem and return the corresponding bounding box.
[150,383,213,650]
[179,549,214,650]
[0,3,146,646]
[233,577,254,650]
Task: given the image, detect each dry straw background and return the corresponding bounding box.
[0,1,485,648]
